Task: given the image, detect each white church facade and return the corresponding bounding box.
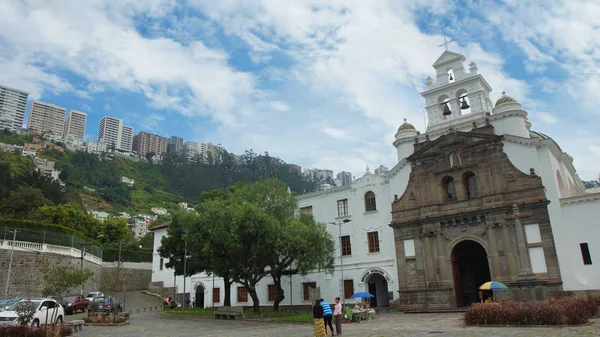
[149,50,600,309]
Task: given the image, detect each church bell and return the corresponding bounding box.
[442,102,452,116]
[460,97,470,110]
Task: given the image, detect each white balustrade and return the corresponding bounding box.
[0,239,102,265]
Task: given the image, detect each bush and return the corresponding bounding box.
[0,325,72,337]
[85,313,124,323]
[464,296,599,326]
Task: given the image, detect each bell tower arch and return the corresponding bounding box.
[421,50,494,130]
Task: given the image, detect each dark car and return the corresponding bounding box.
[95,297,122,314]
[60,294,89,315]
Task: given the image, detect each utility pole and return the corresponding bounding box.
[80,244,86,294]
[182,229,187,314]
[4,229,17,296]
[328,219,351,306]
[118,241,124,311]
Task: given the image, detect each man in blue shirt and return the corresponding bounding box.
[320,298,334,336]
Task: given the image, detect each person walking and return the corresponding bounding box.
[333,297,343,336]
[320,298,334,336]
[313,299,326,337]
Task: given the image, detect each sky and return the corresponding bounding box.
[0,0,599,181]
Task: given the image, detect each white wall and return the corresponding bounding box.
[502,142,541,176]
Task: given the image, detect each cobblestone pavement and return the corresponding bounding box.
[75,311,600,337]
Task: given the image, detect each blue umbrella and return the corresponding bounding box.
[350,292,374,299]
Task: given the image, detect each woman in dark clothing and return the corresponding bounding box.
[313,299,326,337]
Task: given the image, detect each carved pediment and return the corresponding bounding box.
[410,126,499,161]
[432,50,466,67]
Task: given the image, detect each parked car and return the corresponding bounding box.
[95,297,123,314]
[85,292,104,302]
[0,298,22,312]
[0,298,64,327]
[61,294,89,315]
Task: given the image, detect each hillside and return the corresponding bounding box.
[5,140,324,215]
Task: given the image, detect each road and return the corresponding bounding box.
[67,290,163,321]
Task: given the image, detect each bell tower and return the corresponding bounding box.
[421,50,494,131]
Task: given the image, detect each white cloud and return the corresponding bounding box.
[590,145,600,158]
[322,127,346,139]
[103,104,112,112]
[537,112,558,125]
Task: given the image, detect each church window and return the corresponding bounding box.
[365,191,376,211]
[237,287,248,302]
[580,243,592,265]
[159,258,164,271]
[367,231,380,253]
[303,282,316,301]
[213,288,220,303]
[463,172,479,199]
[337,199,348,217]
[442,176,457,202]
[341,235,352,256]
[300,206,313,216]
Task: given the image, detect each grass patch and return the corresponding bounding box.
[271,314,314,324]
[244,310,298,318]
[162,308,216,317]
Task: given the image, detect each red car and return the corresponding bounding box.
[60,294,89,315]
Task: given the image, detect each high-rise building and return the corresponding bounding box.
[197,142,223,163]
[167,136,184,155]
[98,116,122,151]
[374,165,389,175]
[0,84,28,132]
[63,110,87,141]
[133,131,167,157]
[336,171,352,186]
[27,101,66,136]
[120,125,133,152]
[304,168,334,180]
[183,141,198,158]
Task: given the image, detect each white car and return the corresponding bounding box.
[0,299,64,327]
[85,291,104,302]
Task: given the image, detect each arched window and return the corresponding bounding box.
[365,191,376,212]
[447,69,455,83]
[463,172,479,199]
[442,176,457,202]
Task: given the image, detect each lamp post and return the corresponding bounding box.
[182,228,188,314]
[328,219,351,306]
[4,229,17,296]
[80,243,93,295]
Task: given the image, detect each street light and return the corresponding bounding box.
[328,219,351,306]
[182,228,188,314]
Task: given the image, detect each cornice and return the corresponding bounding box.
[560,192,600,206]
[297,184,352,200]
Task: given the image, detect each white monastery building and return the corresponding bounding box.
[150,50,599,309]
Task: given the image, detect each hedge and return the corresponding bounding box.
[103,247,153,263]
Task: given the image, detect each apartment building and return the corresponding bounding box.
[98,116,133,152]
[183,141,198,158]
[27,101,66,136]
[0,85,28,132]
[120,125,133,152]
[63,110,87,141]
[133,131,168,157]
[167,136,184,156]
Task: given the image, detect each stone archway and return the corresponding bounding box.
[360,268,392,307]
[195,284,205,308]
[451,240,491,307]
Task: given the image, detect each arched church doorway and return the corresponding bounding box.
[451,240,491,307]
[366,274,389,307]
[195,285,204,308]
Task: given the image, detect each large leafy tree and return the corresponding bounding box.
[32,203,103,239]
[0,186,53,217]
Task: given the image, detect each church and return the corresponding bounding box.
[149,50,600,310]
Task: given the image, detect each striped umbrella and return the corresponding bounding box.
[479,281,508,290]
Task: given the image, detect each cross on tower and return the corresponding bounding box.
[439,37,453,50]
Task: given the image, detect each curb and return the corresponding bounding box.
[85,321,130,327]
[141,290,164,300]
[159,312,312,325]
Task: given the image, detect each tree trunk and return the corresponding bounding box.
[248,285,260,313]
[272,274,285,312]
[223,278,232,307]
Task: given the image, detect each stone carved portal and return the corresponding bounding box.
[451,240,491,307]
[195,284,205,308]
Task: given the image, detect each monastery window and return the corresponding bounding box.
[237,287,248,303]
[580,243,592,265]
[367,231,380,253]
[463,172,479,199]
[268,285,278,302]
[300,206,313,216]
[365,191,376,212]
[344,280,354,299]
[303,282,317,301]
[442,176,457,202]
[159,258,164,270]
[341,235,352,256]
[213,288,220,303]
[337,199,349,217]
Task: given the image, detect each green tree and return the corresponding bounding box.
[136,232,154,249]
[145,151,156,164]
[101,218,133,246]
[0,186,53,217]
[40,259,94,298]
[32,203,103,239]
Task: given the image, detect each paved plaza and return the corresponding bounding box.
[75,310,600,337]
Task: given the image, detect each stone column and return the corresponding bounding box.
[501,224,519,279]
[486,225,501,280]
[423,234,437,284]
[435,232,447,284]
[508,205,536,280]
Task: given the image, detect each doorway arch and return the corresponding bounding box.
[195,284,205,308]
[451,240,491,307]
[364,273,390,307]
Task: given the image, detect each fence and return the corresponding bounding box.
[0,225,103,258]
